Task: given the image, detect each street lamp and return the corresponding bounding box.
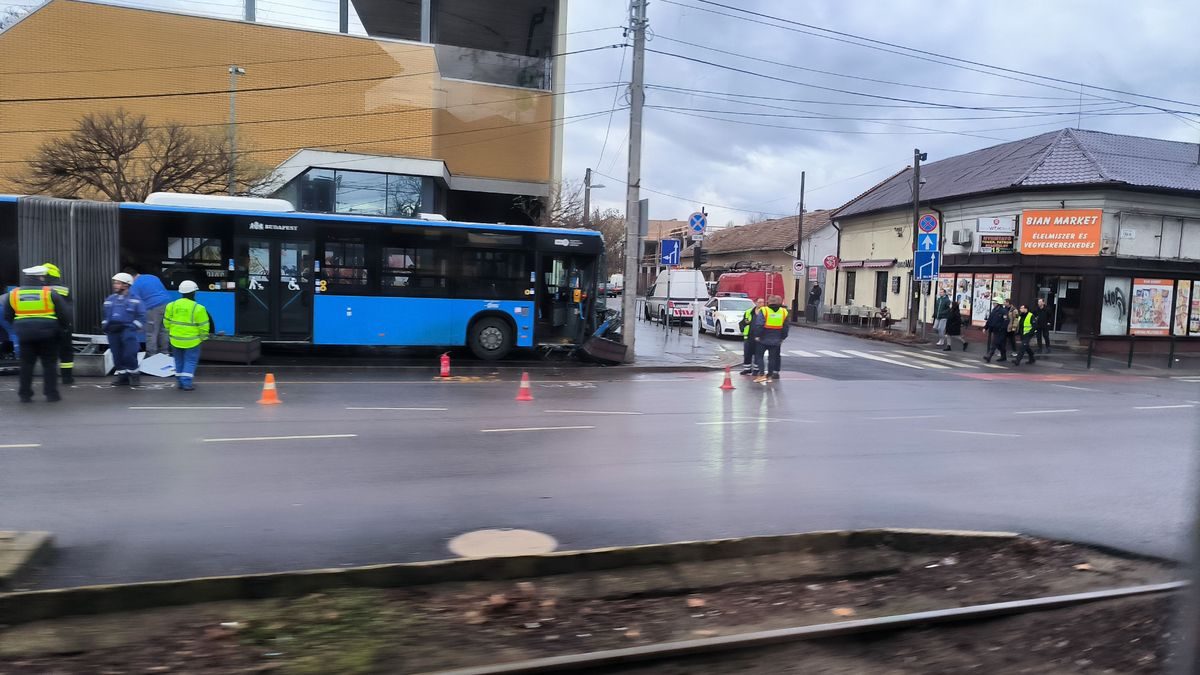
[583,167,606,227]
[228,65,246,196]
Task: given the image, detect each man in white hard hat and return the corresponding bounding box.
[102,272,145,386]
[163,280,210,391]
[0,265,70,402]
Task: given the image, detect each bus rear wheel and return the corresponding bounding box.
[469,316,514,360]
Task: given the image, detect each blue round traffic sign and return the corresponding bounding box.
[918,214,938,233]
[688,211,707,234]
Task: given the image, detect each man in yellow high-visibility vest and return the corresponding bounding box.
[750,294,790,383]
[0,265,70,402]
[163,280,210,391]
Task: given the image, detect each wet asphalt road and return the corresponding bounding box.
[2,327,1198,589]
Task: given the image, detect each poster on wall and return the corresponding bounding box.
[1130,278,1173,336]
[955,275,972,319]
[1191,283,1200,336]
[1101,277,1131,336]
[971,274,994,325]
[937,276,955,300]
[992,274,1013,307]
[1174,280,1192,336]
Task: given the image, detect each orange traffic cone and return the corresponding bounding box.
[515,371,534,401]
[719,366,736,391]
[258,373,281,405]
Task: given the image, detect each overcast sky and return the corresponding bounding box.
[5,0,1200,227]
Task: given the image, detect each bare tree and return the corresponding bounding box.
[10,109,271,202]
[514,180,585,229]
[587,207,627,275]
[0,5,30,31]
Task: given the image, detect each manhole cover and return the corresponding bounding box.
[448,528,558,558]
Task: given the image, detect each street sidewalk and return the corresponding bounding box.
[629,315,742,370]
[795,320,1200,377]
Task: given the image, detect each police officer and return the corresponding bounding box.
[38,263,75,384]
[738,298,765,376]
[751,294,790,383]
[1012,303,1039,366]
[0,265,70,402]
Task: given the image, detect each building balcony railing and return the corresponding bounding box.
[435,44,552,90]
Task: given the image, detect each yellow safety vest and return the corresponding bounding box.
[164,298,210,349]
[742,307,754,338]
[1022,312,1035,334]
[50,285,69,298]
[759,306,788,329]
[8,287,56,320]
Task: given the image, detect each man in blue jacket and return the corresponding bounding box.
[103,272,146,386]
[125,267,171,357]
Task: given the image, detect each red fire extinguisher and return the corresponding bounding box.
[440,352,451,378]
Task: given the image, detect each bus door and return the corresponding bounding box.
[537,253,591,344]
[237,237,314,340]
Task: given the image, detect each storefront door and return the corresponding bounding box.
[1036,275,1082,333]
[236,238,314,340]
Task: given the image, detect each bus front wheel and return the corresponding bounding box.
[469,316,514,360]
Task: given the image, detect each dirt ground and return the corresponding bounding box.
[0,538,1180,674]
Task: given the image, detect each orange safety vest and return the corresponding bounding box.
[8,287,56,320]
[759,306,788,329]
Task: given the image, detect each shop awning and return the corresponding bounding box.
[863,258,897,268]
[839,259,865,269]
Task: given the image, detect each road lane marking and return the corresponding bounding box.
[906,351,978,369]
[1133,404,1195,410]
[203,434,358,443]
[844,350,925,369]
[1053,384,1098,392]
[130,406,245,410]
[886,352,951,369]
[543,410,643,415]
[936,429,1021,437]
[345,406,449,411]
[870,414,943,420]
[1014,409,1079,415]
[788,350,820,357]
[816,350,852,358]
[0,443,40,449]
[480,426,595,433]
[694,418,810,426]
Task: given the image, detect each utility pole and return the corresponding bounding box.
[620,0,647,360]
[908,148,927,333]
[583,167,606,227]
[227,65,246,196]
[792,171,805,320]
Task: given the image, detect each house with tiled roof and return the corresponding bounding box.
[698,210,835,310]
[832,128,1200,352]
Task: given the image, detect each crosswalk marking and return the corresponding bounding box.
[788,350,820,357]
[843,350,927,370]
[1171,376,1200,383]
[903,351,979,369]
[816,350,852,358]
[883,351,951,369]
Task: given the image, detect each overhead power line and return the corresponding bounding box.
[0,44,625,102]
[0,84,620,135]
[687,0,1200,112]
[591,169,790,217]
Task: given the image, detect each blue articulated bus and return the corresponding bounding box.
[0,193,604,360]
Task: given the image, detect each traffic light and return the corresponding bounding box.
[693,247,708,269]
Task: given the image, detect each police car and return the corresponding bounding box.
[697,293,755,339]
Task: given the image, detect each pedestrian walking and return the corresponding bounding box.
[932,289,951,345]
[751,294,789,383]
[1013,304,1038,366]
[943,301,967,351]
[103,272,145,386]
[1004,298,1019,357]
[163,280,211,391]
[35,263,75,384]
[739,297,766,375]
[807,283,822,322]
[125,266,171,357]
[1035,297,1052,354]
[1,265,70,402]
[983,301,1010,363]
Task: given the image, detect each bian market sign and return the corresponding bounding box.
[1019,209,1102,256]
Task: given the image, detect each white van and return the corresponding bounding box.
[644,269,710,324]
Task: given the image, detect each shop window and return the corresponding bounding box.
[845,271,855,303]
[323,239,368,288]
[1100,277,1131,335]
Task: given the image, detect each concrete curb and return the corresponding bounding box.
[0,532,54,592]
[0,528,1018,626]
